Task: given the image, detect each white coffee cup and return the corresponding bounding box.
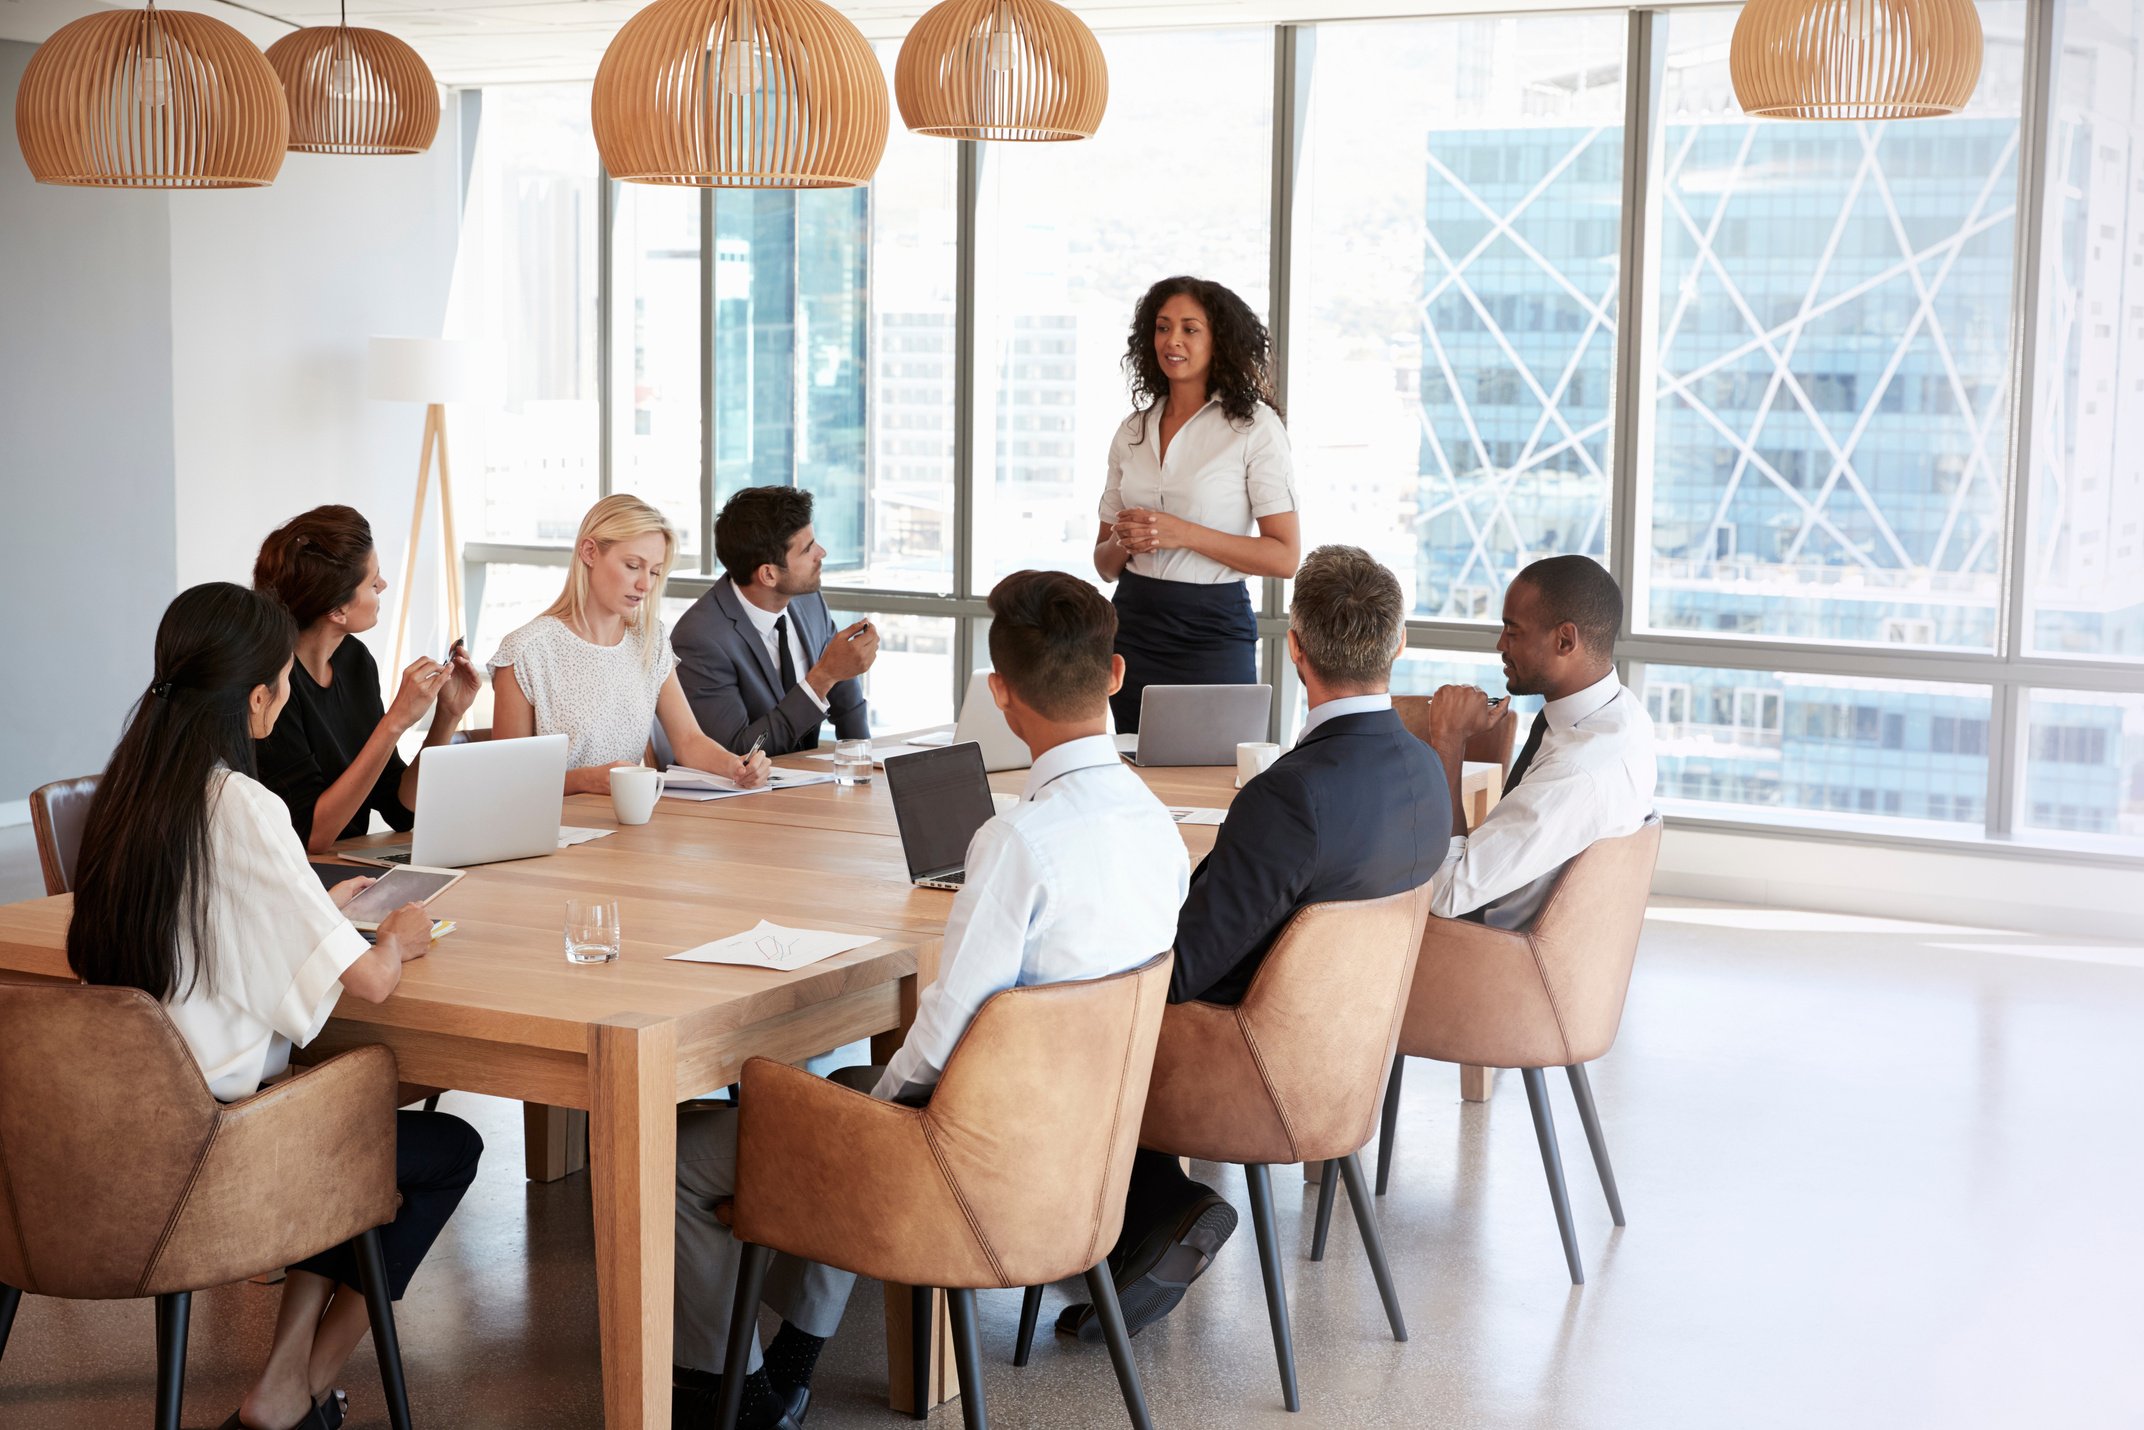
[1236,741,1282,788]
[609,765,665,825]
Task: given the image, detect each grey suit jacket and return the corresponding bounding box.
[671,580,869,756]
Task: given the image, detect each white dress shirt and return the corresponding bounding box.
[1429,670,1657,930]
[730,579,828,713]
[162,771,373,1101]
[1099,398,1297,585]
[873,734,1190,1103]
[1298,692,1392,742]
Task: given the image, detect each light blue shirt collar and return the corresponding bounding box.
[1022,732,1123,799]
[1299,692,1392,743]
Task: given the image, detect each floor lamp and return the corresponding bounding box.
[368,336,479,679]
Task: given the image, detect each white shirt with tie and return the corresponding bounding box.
[729,578,828,714]
[873,734,1190,1103]
[1429,670,1657,930]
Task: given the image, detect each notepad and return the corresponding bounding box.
[1166,807,1227,826]
[662,767,837,801]
[667,921,877,972]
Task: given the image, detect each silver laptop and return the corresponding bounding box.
[939,670,1034,772]
[883,742,998,890]
[343,733,569,869]
[1121,684,1273,767]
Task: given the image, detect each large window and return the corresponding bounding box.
[972,28,1274,584]
[612,185,702,558]
[1297,15,1629,619]
[1643,6,2028,650]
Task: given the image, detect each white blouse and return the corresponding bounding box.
[1098,398,1297,585]
[488,614,677,770]
[163,771,372,1102]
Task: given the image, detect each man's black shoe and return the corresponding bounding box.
[1055,1191,1237,1342]
[669,1367,807,1429]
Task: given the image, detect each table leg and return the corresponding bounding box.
[883,1282,955,1415]
[591,1015,677,1430]
[869,967,922,1066]
[523,1103,589,1183]
[1461,1065,1496,1102]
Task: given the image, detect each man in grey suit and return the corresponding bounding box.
[672,486,877,756]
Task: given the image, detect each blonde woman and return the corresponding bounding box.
[490,495,771,794]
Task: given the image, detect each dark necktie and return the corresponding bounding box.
[1503,710,1549,797]
[773,613,796,691]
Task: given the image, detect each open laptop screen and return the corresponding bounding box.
[884,742,998,881]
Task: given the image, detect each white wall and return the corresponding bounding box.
[0,39,179,805]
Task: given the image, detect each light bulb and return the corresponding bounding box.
[328,54,358,100]
[138,53,171,108]
[985,4,1018,73]
[719,37,758,96]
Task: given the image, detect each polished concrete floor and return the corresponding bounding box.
[4,873,2142,1428]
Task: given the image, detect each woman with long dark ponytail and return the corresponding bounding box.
[69,583,483,1430]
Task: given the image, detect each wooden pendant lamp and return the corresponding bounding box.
[592,0,888,187]
[1730,0,1983,120]
[896,0,1106,141]
[265,1,440,155]
[14,0,288,188]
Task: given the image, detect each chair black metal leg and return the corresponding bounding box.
[1012,1285,1043,1366]
[421,1093,441,1113]
[1522,1067,1585,1285]
[909,1284,933,1422]
[716,1243,773,1430]
[1375,1053,1405,1195]
[1309,1160,1338,1262]
[1337,1154,1407,1342]
[354,1227,415,1430]
[946,1288,989,1430]
[1243,1163,1300,1412]
[1084,1262,1155,1430]
[154,1290,190,1430]
[0,1282,21,1363]
[1565,1063,1625,1226]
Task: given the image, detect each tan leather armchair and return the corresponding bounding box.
[1378,818,1661,1285]
[1029,885,1432,1414]
[0,983,419,1430]
[28,774,99,896]
[719,953,1174,1430]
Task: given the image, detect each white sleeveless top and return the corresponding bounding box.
[488,614,676,769]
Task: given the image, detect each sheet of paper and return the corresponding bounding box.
[1167,807,1227,826]
[666,920,877,972]
[558,826,615,847]
[802,740,943,765]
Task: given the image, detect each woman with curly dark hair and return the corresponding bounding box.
[1094,276,1300,731]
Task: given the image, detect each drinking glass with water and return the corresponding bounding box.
[833,738,874,787]
[564,896,622,964]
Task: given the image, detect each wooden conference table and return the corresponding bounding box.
[0,750,1499,1429]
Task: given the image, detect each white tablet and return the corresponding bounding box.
[339,864,465,931]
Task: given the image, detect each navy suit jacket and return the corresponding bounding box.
[1169,707,1449,1006]
[671,581,870,756]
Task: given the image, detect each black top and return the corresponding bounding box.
[255,636,415,845]
[1169,707,1451,1006]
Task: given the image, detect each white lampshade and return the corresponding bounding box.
[367,336,483,404]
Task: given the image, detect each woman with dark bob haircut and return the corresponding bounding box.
[253,506,481,853]
[1094,276,1301,731]
[68,582,481,1430]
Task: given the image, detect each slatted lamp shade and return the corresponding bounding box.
[14,2,288,188]
[896,0,1106,141]
[592,0,889,187]
[266,22,440,155]
[1730,0,1983,120]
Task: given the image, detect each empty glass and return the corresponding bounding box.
[833,737,874,787]
[564,896,622,964]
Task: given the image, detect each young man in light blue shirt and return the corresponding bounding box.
[671,569,1189,1430]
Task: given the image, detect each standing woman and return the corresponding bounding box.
[490,494,771,793]
[68,583,482,1430]
[254,505,482,855]
[1095,276,1301,731]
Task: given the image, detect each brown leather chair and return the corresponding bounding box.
[0,984,418,1430]
[718,953,1175,1430]
[28,775,99,896]
[1018,886,1433,1414]
[1392,695,1519,784]
[1377,818,1662,1285]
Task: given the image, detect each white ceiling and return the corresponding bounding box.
[0,0,1636,86]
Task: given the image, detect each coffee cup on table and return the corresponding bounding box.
[1236,741,1282,788]
[609,766,665,825]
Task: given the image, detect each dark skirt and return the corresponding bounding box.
[1110,570,1259,733]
